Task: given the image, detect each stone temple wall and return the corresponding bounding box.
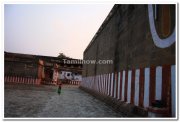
[81,4,176,117]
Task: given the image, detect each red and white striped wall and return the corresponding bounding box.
[81,65,175,117]
[4,76,41,85]
[68,80,81,85]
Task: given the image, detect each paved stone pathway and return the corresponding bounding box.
[37,85,121,117]
[5,84,122,117]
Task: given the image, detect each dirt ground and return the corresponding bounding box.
[4,83,122,118]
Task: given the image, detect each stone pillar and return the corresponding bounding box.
[52,63,59,85]
[38,59,44,85]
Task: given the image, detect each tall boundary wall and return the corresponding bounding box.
[81,4,176,117]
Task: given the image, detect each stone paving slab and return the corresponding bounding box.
[37,86,122,117]
[5,84,122,117]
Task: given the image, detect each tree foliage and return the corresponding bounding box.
[57,53,70,59]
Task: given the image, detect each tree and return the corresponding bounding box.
[57,53,70,59]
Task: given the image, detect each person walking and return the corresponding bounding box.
[57,82,62,95]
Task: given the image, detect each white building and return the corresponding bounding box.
[59,71,82,81]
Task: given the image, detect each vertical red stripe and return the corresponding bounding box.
[22,78,24,84]
[100,75,102,92]
[131,69,135,104]
[101,76,103,93]
[94,77,95,90]
[27,78,29,84]
[26,77,27,84]
[106,74,108,95]
[36,78,38,85]
[149,66,156,106]
[93,76,95,90]
[115,73,118,98]
[93,77,95,90]
[95,76,97,91]
[112,73,115,97]
[21,77,23,83]
[98,75,100,92]
[19,77,23,83]
[17,76,18,83]
[107,74,108,95]
[103,75,105,94]
[162,65,171,107]
[105,75,107,94]
[9,76,10,82]
[100,75,102,93]
[16,76,17,82]
[99,75,101,92]
[109,74,111,96]
[13,76,14,83]
[21,77,22,83]
[97,76,99,91]
[96,76,98,91]
[16,76,18,83]
[28,78,30,84]
[162,65,171,116]
[104,74,106,94]
[104,75,106,94]
[119,71,123,100]
[101,75,104,93]
[98,75,101,92]
[94,76,97,90]
[96,77,98,91]
[139,68,145,107]
[14,76,16,82]
[102,75,104,94]
[124,70,128,102]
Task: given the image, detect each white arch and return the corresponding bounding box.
[148,5,175,48]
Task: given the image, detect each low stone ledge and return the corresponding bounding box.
[79,86,148,117]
